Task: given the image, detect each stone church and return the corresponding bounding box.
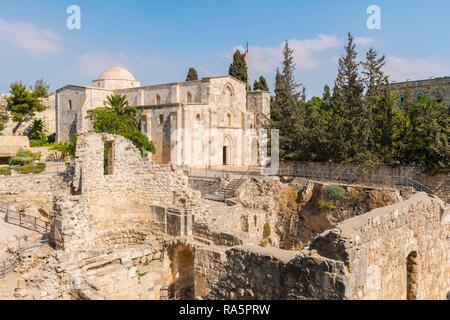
[56,67,271,168]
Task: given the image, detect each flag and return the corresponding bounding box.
[243,42,249,61]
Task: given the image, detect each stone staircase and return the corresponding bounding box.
[218,178,247,199]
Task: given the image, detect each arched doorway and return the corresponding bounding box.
[223,135,233,166]
[251,138,260,165]
[170,245,194,300]
[406,251,418,300]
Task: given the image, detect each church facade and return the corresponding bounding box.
[55,67,271,168]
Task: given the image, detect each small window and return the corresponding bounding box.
[103,141,114,176]
[156,94,161,105]
[68,99,72,111]
[187,92,193,103]
[226,113,232,127]
[159,114,164,125]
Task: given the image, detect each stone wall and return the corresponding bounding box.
[52,133,203,251]
[311,192,450,300]
[188,177,220,196]
[208,193,450,300]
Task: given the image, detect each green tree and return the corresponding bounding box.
[87,94,155,155]
[28,118,47,143]
[362,48,394,164]
[186,68,199,81]
[331,33,365,162]
[228,49,248,84]
[269,41,306,160]
[6,82,46,135]
[33,79,50,99]
[253,76,269,91]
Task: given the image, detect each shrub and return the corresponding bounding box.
[0,166,11,176]
[263,223,271,239]
[9,149,40,165]
[318,198,336,212]
[324,185,345,201]
[17,163,46,174]
[30,139,49,147]
[262,204,269,213]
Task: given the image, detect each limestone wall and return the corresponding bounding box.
[208,193,450,300]
[188,177,220,196]
[52,133,203,251]
[311,193,450,300]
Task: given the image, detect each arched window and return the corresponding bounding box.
[195,113,201,122]
[224,85,233,107]
[159,114,164,126]
[187,92,193,103]
[68,99,72,111]
[226,113,232,127]
[156,94,161,105]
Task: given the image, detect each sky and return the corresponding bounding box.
[0,0,449,97]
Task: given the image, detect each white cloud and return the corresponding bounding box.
[76,52,163,80]
[0,18,61,56]
[386,55,450,82]
[354,36,375,46]
[239,34,340,74]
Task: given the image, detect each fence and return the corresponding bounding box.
[0,203,50,234]
[186,164,436,195]
[0,236,50,279]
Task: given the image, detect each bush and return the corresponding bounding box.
[263,223,271,239]
[318,198,336,212]
[262,204,269,213]
[324,185,345,201]
[0,166,11,176]
[17,163,46,174]
[30,139,49,147]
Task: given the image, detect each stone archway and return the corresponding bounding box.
[223,134,234,166]
[169,245,195,300]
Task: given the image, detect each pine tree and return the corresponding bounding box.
[258,76,269,91]
[253,80,262,91]
[186,68,199,81]
[362,48,392,163]
[228,50,248,84]
[270,41,305,160]
[331,33,365,162]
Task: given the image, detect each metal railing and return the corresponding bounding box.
[272,167,435,195]
[1,203,50,234]
[0,236,50,279]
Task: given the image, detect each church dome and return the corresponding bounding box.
[97,67,137,81]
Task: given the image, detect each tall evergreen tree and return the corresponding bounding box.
[270,41,305,160]
[331,33,365,162]
[362,48,393,163]
[186,68,199,81]
[228,50,248,84]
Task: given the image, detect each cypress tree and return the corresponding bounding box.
[331,33,365,162]
[186,68,199,81]
[228,50,248,84]
[270,41,305,160]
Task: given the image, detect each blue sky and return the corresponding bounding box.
[0,0,449,97]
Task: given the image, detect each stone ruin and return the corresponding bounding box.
[0,132,448,300]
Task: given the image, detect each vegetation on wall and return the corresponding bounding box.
[87,94,156,155]
[268,33,450,174]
